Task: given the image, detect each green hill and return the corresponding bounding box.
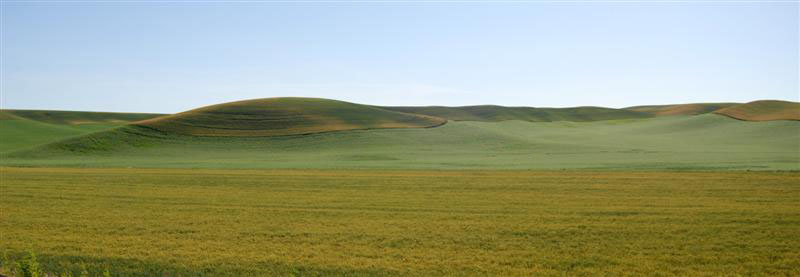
[0,110,164,153]
[380,105,652,122]
[625,103,738,116]
[714,100,800,121]
[136,97,446,137]
[4,98,798,170]
[7,113,799,170]
[3,109,163,125]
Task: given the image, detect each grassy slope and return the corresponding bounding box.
[625,103,738,116]
[137,97,445,136]
[380,105,653,122]
[3,109,163,125]
[2,168,798,275]
[714,100,800,121]
[0,110,164,153]
[6,114,799,170]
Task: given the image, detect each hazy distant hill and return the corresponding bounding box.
[381,105,652,122]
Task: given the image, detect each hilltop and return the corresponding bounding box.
[135,97,446,137]
[714,100,800,121]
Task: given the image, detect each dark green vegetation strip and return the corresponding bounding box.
[1,168,798,275]
[381,105,653,122]
[384,100,800,122]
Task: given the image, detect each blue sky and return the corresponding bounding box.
[2,1,797,113]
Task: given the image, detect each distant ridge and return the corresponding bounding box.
[1,109,163,125]
[135,97,446,137]
[714,100,800,121]
[5,99,796,128]
[0,110,24,120]
[380,105,652,122]
[625,103,739,116]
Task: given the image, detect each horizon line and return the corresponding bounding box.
[1,97,797,114]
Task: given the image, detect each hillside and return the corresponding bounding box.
[380,105,652,122]
[625,103,738,116]
[714,100,800,121]
[135,97,446,137]
[2,109,164,125]
[0,110,164,153]
[7,114,799,170]
[4,98,798,170]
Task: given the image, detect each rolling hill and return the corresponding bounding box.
[714,100,800,121]
[0,109,163,153]
[3,98,798,170]
[3,109,164,125]
[135,97,446,137]
[624,103,738,116]
[6,113,799,170]
[380,105,653,122]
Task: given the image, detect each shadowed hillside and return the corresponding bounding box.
[2,109,164,125]
[0,111,22,120]
[714,100,800,121]
[0,110,164,153]
[625,103,738,116]
[135,97,446,137]
[380,105,652,122]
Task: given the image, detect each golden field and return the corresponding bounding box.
[1,167,798,275]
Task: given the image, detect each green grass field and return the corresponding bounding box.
[0,118,115,154]
[2,167,798,276]
[5,114,799,170]
[0,110,163,154]
[2,98,798,275]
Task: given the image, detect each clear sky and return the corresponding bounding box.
[2,1,798,113]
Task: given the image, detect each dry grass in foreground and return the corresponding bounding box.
[1,167,798,275]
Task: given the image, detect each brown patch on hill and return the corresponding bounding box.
[135,97,446,137]
[625,103,738,116]
[714,100,800,121]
